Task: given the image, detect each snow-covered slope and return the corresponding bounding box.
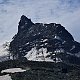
[24,47,61,62]
[0,45,9,56]
[0,42,10,62]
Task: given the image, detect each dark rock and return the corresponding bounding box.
[18,15,34,33]
[9,15,80,64]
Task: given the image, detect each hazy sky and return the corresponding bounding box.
[0,0,80,45]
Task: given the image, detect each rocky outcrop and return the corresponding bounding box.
[9,15,80,64]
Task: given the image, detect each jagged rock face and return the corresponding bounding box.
[18,15,34,33]
[9,15,80,64]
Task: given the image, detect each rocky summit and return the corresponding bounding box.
[9,15,80,64]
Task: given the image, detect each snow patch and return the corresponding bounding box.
[67,52,74,56]
[0,55,9,62]
[54,49,64,53]
[1,68,26,73]
[62,41,66,44]
[43,39,48,42]
[45,43,48,45]
[75,52,80,57]
[24,47,62,62]
[70,45,75,51]
[54,35,61,40]
[0,74,12,80]
[25,42,29,45]
[0,45,9,56]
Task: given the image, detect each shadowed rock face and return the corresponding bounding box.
[9,15,80,64]
[18,15,34,33]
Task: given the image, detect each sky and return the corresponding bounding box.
[0,0,80,50]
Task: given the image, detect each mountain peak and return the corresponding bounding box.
[21,15,28,20]
[9,16,80,64]
[18,15,34,33]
